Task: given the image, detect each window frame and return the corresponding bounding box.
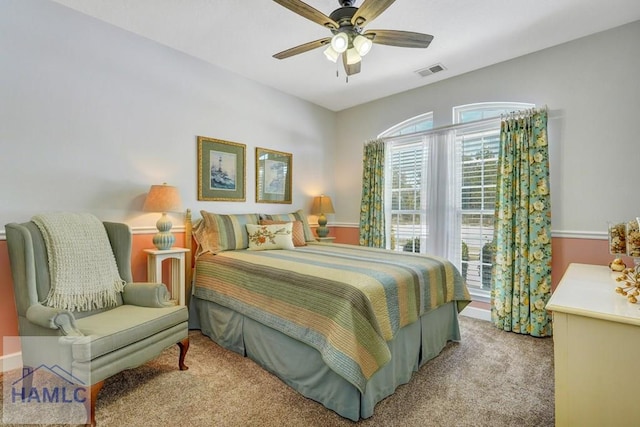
[380,113,433,254]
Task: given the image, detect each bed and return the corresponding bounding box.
[184,209,471,421]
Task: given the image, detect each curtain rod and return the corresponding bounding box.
[374,105,547,144]
[376,115,501,143]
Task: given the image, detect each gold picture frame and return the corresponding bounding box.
[255,147,292,204]
[197,136,246,201]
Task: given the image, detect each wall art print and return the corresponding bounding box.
[197,136,246,201]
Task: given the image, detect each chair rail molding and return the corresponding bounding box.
[1,352,22,373]
[0,227,607,241]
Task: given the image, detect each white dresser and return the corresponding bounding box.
[547,263,640,427]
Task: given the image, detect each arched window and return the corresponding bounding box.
[379,112,433,137]
[383,103,533,301]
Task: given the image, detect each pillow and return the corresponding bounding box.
[260,209,315,242]
[259,220,306,247]
[246,223,295,251]
[195,211,259,254]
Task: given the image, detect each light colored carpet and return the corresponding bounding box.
[1,315,554,426]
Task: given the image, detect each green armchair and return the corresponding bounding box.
[5,218,189,426]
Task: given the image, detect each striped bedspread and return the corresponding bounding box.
[193,243,470,392]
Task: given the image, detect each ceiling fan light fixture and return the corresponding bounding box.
[323,45,339,63]
[346,47,361,65]
[331,32,349,53]
[353,35,372,56]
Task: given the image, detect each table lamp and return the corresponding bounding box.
[311,195,335,238]
[143,183,183,250]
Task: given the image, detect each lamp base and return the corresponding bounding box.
[153,232,175,250]
[153,213,175,250]
[316,213,329,238]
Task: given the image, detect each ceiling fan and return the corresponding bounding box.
[272,0,434,76]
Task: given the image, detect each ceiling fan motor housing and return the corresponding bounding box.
[329,6,359,33]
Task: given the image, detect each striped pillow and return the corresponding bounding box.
[260,209,315,242]
[195,211,259,254]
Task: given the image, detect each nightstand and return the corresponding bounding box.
[144,248,189,306]
[316,237,336,243]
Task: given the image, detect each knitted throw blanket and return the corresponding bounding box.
[33,213,125,311]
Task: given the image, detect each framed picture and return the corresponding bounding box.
[197,136,246,201]
[256,147,292,204]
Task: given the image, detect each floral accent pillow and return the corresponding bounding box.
[246,223,295,251]
[259,220,306,247]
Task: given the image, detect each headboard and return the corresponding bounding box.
[184,209,194,305]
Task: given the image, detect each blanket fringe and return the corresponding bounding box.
[45,279,125,312]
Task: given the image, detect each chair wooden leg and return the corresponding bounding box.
[84,380,104,427]
[177,338,189,371]
[20,366,34,401]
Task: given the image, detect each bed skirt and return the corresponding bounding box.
[189,297,461,421]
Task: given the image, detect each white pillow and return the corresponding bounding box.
[246,223,295,251]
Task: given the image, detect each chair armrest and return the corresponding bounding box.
[26,304,83,336]
[122,283,174,308]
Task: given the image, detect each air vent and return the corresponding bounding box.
[415,63,446,77]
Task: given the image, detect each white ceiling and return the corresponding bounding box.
[52,0,640,112]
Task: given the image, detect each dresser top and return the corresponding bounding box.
[546,263,640,326]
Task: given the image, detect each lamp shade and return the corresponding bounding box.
[353,35,373,56]
[323,45,340,63]
[345,48,361,65]
[331,32,349,53]
[143,183,182,213]
[311,195,335,215]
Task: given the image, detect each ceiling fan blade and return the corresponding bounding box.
[273,0,339,29]
[364,29,434,48]
[273,37,331,59]
[342,53,362,76]
[351,0,396,27]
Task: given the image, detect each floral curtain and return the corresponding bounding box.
[359,139,385,248]
[491,108,552,337]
